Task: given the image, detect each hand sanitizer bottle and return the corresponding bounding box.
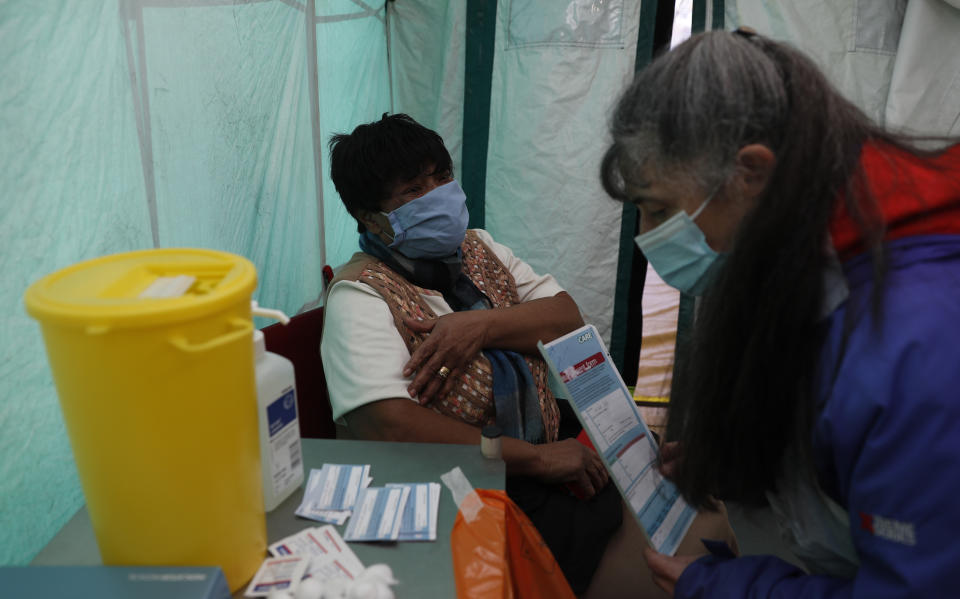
[252,325,304,512]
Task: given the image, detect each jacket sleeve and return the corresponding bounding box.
[676,554,848,598]
[675,342,960,599]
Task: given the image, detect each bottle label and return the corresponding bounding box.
[266,387,302,494]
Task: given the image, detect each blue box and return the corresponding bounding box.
[0,566,231,599]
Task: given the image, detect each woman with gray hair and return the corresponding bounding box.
[601,29,960,597]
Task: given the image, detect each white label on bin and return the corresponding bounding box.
[266,387,301,494]
[138,275,196,298]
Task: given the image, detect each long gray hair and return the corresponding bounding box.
[605,31,801,197]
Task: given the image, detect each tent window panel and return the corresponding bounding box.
[138,2,323,318]
[507,0,625,49]
[315,11,392,271]
[854,0,906,55]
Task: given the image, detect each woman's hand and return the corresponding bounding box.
[643,547,701,597]
[535,438,609,499]
[402,312,489,404]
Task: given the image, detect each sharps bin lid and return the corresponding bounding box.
[24,248,257,329]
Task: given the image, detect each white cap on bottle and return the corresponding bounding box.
[253,329,266,356]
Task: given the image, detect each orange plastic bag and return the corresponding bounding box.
[451,488,575,599]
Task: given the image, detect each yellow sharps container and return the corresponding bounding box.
[24,248,267,592]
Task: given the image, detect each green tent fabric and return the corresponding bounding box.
[482,0,643,353]
[725,0,955,130]
[390,0,653,358]
[1,0,390,564]
[3,0,958,568]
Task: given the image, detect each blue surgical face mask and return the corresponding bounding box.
[633,190,726,296]
[381,180,469,259]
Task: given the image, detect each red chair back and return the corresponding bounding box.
[261,307,334,439]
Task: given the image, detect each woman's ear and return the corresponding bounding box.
[734,144,776,203]
[357,210,383,235]
[357,210,396,244]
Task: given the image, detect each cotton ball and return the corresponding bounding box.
[321,577,348,599]
[360,564,398,585]
[346,580,378,599]
[373,583,395,599]
[347,580,395,599]
[296,578,324,599]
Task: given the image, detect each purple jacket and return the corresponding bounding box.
[677,235,960,598]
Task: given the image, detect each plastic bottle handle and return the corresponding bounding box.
[168,318,252,353]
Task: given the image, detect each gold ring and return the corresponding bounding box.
[437,366,451,379]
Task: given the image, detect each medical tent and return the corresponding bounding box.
[2,0,958,565]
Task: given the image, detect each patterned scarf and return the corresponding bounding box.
[359,232,545,443]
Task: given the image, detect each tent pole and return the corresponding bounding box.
[712,0,725,30]
[305,0,327,274]
[609,0,663,375]
[462,0,497,230]
[692,0,707,34]
[385,0,395,114]
[121,0,161,248]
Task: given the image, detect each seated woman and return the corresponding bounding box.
[320,113,735,595]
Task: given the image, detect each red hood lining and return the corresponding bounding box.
[830,142,960,261]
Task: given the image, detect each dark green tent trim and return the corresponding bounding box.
[713,0,725,30]
[462,0,498,229]
[609,0,661,373]
[692,0,707,34]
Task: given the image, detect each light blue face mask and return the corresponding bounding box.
[633,190,726,296]
[382,180,470,259]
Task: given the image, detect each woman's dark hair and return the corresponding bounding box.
[329,113,453,232]
[601,31,939,508]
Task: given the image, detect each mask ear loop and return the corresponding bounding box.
[690,182,724,221]
[369,210,396,243]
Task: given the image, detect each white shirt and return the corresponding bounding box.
[320,229,565,423]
